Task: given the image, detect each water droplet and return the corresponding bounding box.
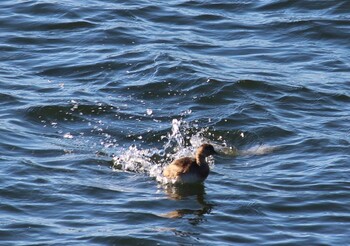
[63,133,73,139]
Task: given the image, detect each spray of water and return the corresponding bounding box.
[113,118,201,184]
[112,118,277,184]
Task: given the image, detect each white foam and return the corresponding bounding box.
[240,144,277,156]
[112,119,211,184]
[112,119,276,184]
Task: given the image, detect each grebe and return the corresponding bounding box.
[163,144,217,184]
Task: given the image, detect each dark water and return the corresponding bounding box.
[1,0,350,245]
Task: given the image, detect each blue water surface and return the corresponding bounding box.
[1,0,349,245]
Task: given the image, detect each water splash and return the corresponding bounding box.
[112,119,277,183]
[112,119,214,183]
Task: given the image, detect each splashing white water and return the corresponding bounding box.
[113,119,210,183]
[112,119,276,184]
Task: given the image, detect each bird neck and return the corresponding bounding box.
[195,153,208,166]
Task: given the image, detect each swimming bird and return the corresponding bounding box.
[163,144,217,184]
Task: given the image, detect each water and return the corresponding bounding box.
[1,0,349,245]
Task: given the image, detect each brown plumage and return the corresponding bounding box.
[163,144,217,184]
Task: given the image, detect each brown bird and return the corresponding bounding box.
[163,144,218,184]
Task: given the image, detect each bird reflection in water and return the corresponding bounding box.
[160,183,214,225]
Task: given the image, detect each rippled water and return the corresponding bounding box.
[1,0,350,245]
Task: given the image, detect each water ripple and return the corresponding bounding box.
[1,0,350,245]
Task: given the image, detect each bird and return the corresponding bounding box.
[163,144,217,184]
